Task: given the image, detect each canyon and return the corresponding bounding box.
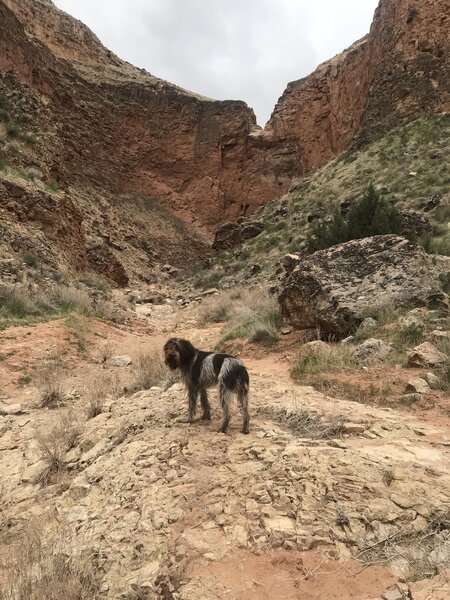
[0,0,448,248]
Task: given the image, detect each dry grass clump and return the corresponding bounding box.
[35,362,66,409]
[357,512,450,583]
[263,405,346,439]
[313,377,392,406]
[84,372,119,419]
[291,343,354,381]
[34,411,82,486]
[247,317,280,345]
[128,346,166,392]
[0,520,100,600]
[53,285,92,314]
[198,291,235,324]
[211,286,282,346]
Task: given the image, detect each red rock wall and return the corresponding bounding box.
[267,0,450,170]
[0,0,300,234]
[1,0,448,236]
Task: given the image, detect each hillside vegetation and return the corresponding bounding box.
[191,115,449,289]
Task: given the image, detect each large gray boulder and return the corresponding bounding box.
[213,218,264,250]
[279,236,449,336]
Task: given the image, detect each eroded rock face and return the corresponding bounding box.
[1,0,448,242]
[279,235,449,336]
[266,0,449,172]
[213,219,265,251]
[0,0,300,235]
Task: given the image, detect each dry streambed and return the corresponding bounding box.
[1,344,450,598]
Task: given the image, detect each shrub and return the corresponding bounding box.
[35,362,66,409]
[308,184,402,251]
[84,372,119,419]
[21,252,39,268]
[198,292,234,324]
[0,284,37,319]
[0,520,100,600]
[46,179,59,192]
[54,286,92,314]
[129,347,166,392]
[34,411,81,486]
[263,405,346,439]
[78,272,110,292]
[217,287,283,346]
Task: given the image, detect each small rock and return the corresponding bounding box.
[405,378,429,394]
[341,336,355,344]
[281,327,293,335]
[343,423,365,435]
[358,317,377,332]
[109,355,132,367]
[67,506,89,523]
[353,338,391,364]
[382,587,404,600]
[0,403,22,416]
[407,342,446,368]
[424,372,440,389]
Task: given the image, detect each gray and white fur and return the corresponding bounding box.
[163,338,250,434]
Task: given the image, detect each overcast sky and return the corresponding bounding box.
[53,0,379,125]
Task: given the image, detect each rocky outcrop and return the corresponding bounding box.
[266,0,450,173]
[279,235,449,336]
[0,0,300,235]
[212,218,265,251]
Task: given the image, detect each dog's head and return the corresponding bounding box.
[163,338,196,371]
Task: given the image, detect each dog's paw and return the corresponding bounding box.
[200,413,211,421]
[241,427,250,435]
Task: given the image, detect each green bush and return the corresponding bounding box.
[308,185,402,252]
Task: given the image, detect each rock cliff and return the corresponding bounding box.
[266,0,449,172]
[0,0,300,233]
[0,0,448,283]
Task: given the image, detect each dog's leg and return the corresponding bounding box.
[200,388,211,421]
[218,383,230,433]
[188,385,198,423]
[238,388,250,434]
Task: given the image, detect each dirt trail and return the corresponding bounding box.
[0,306,450,599]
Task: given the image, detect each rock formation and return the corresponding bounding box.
[0,0,448,283]
[278,235,449,336]
[266,0,450,173]
[0,0,300,234]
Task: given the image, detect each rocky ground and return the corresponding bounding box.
[0,294,449,599]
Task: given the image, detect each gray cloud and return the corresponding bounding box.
[54,0,378,125]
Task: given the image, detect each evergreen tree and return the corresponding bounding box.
[307,184,402,252]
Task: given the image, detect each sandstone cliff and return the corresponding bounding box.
[0,0,300,233]
[0,0,448,285]
[266,0,449,172]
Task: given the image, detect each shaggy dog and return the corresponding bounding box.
[163,338,250,434]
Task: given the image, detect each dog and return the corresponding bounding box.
[163,338,250,434]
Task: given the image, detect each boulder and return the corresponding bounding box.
[353,339,392,364]
[279,236,449,336]
[424,372,441,389]
[109,355,133,367]
[407,342,447,368]
[357,317,377,332]
[405,378,430,394]
[213,219,264,250]
[398,210,432,238]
